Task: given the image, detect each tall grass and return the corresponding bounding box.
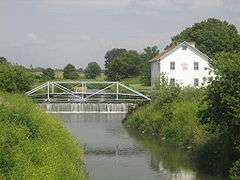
[0,93,87,179]
[124,85,208,150]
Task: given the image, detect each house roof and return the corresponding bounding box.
[150,41,212,63]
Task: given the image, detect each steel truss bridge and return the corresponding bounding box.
[26,81,151,103]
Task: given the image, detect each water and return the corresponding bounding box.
[56,113,224,180]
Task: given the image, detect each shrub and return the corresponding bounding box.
[230,159,240,179]
[0,63,33,93]
[124,84,207,149]
[0,93,87,179]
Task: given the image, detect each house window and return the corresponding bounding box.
[170,62,175,70]
[194,78,199,87]
[194,62,199,70]
[170,78,175,84]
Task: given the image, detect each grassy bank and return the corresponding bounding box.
[124,84,239,178]
[124,85,208,149]
[0,93,87,179]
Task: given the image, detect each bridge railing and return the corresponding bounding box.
[26,81,151,103]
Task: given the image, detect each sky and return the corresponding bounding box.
[0,0,240,69]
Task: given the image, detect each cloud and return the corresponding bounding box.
[79,35,91,41]
[26,33,46,45]
[128,0,227,12]
[41,0,132,9]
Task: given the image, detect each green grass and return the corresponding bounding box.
[0,93,88,179]
[121,76,151,95]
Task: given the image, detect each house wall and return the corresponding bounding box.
[152,46,211,87]
[151,61,160,86]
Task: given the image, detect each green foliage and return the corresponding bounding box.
[63,64,79,79]
[201,52,240,136]
[42,68,55,80]
[198,52,240,178]
[124,84,207,149]
[0,93,87,179]
[104,48,127,79]
[0,63,34,93]
[104,46,159,82]
[230,158,240,179]
[0,57,9,64]
[85,62,101,79]
[140,46,159,86]
[104,49,143,81]
[170,18,240,58]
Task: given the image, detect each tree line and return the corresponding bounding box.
[34,61,102,81]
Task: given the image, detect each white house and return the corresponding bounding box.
[150,41,212,87]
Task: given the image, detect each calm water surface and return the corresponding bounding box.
[56,113,223,180]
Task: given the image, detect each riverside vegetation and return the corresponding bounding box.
[0,60,87,179]
[124,52,240,179]
[0,93,87,179]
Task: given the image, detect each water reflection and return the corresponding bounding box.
[56,113,224,180]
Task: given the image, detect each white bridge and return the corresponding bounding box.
[26,81,151,103]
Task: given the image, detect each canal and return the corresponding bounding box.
[56,113,223,180]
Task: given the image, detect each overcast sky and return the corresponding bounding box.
[0,0,239,69]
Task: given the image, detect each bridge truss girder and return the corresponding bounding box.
[26,81,151,103]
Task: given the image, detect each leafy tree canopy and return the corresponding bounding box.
[199,52,240,177]
[140,46,159,86]
[0,61,34,93]
[42,68,55,80]
[0,57,9,64]
[170,18,240,58]
[85,62,101,79]
[105,49,143,81]
[202,52,240,134]
[63,64,79,79]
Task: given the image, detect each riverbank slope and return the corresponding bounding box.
[124,84,239,179]
[0,93,87,179]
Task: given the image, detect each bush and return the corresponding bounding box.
[124,84,207,149]
[0,93,87,179]
[198,52,240,178]
[230,159,240,179]
[0,63,33,93]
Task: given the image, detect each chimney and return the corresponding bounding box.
[188,42,196,48]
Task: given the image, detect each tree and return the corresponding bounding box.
[140,46,159,86]
[202,52,240,136]
[42,68,55,80]
[199,52,240,177]
[0,57,9,64]
[104,48,128,79]
[169,18,240,58]
[104,49,142,81]
[78,67,84,73]
[0,63,34,93]
[63,64,79,79]
[85,62,101,79]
